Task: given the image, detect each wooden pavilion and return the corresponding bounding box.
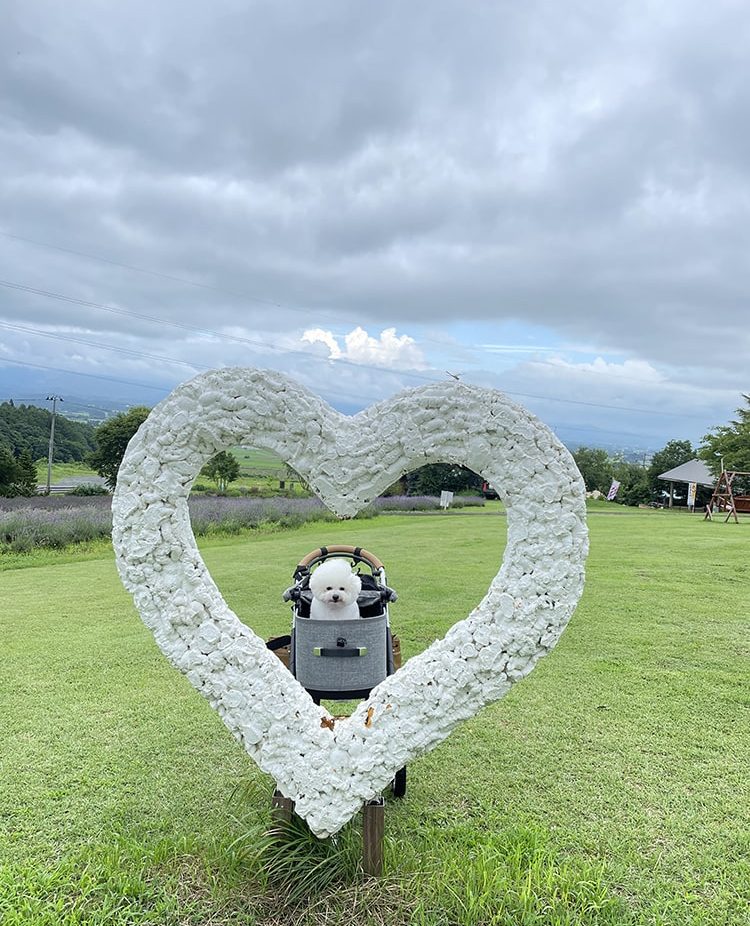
[657,459,714,509]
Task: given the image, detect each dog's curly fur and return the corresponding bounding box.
[308,559,362,620]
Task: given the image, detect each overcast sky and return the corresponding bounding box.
[1,0,748,452]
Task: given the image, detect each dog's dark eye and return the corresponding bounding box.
[326,586,332,591]
[339,587,345,591]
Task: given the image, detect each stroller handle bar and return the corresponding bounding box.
[297,545,385,571]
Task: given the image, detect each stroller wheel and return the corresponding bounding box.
[391,766,406,798]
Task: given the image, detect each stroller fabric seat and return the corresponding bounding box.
[292,613,389,693]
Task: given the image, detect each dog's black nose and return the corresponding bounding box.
[332,594,340,601]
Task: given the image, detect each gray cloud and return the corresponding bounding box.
[1,0,748,446]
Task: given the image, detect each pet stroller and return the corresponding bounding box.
[269,544,406,797]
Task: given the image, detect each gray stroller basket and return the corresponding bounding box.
[282,545,398,702]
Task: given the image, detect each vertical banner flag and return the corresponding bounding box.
[607,480,621,501]
[687,482,697,508]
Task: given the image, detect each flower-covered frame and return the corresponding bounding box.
[112,368,588,837]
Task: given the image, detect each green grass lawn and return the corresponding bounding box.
[34,460,101,485]
[193,446,307,495]
[232,447,286,474]
[33,448,289,492]
[1,510,749,924]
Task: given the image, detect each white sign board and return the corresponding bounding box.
[440,490,454,508]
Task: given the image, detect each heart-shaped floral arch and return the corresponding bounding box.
[112,368,588,837]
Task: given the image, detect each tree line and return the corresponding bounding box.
[83,406,487,495]
[85,406,243,491]
[572,440,696,506]
[0,400,96,461]
[87,396,750,504]
[0,401,98,496]
[3,393,749,500]
[573,394,750,505]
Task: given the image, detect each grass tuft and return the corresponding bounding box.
[404,827,627,925]
[228,781,365,906]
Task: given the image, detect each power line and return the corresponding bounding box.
[0,321,204,372]
[0,336,705,432]
[5,394,119,415]
[0,277,727,420]
[0,356,700,449]
[0,356,169,393]
[0,230,599,365]
[0,277,291,351]
[3,228,454,360]
[0,229,296,311]
[1,228,738,404]
[1,360,669,450]
[0,230,495,361]
[0,278,441,386]
[550,422,663,444]
[523,356,735,393]
[0,273,717,423]
[1,234,587,373]
[501,387,710,421]
[0,353,426,410]
[0,357,667,448]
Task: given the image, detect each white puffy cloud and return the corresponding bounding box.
[301,327,426,370]
[301,328,343,359]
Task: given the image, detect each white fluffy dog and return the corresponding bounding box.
[308,559,362,620]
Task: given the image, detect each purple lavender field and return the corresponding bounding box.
[372,494,485,512]
[0,494,485,553]
[0,496,334,553]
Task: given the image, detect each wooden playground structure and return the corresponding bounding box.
[704,470,750,523]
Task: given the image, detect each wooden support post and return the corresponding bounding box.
[704,470,748,524]
[271,789,294,832]
[362,796,385,877]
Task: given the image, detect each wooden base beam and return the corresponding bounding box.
[362,796,385,877]
[271,789,294,831]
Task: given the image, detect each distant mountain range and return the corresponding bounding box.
[0,365,168,422]
[0,366,656,457]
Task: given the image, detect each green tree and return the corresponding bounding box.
[405,463,482,496]
[571,446,613,494]
[647,439,694,500]
[612,459,650,506]
[699,395,750,477]
[13,448,38,496]
[0,445,37,497]
[0,445,19,496]
[87,407,151,489]
[0,401,96,461]
[201,450,241,493]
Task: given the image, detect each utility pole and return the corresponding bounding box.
[46,394,63,494]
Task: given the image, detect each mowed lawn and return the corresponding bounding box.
[1,510,749,924]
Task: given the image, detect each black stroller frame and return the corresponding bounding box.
[270,544,407,816]
[283,544,399,703]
